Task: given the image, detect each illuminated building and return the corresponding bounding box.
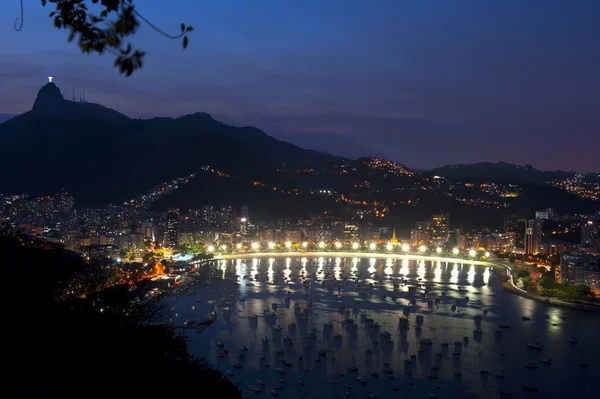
[525,219,543,255]
[560,252,600,292]
[581,220,600,247]
[503,217,517,233]
[430,214,449,246]
[218,204,233,229]
[411,221,430,246]
[285,230,301,243]
[165,210,179,247]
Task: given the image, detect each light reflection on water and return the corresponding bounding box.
[168,257,599,399]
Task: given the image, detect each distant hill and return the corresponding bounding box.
[0,83,332,205]
[0,114,15,124]
[430,162,576,183]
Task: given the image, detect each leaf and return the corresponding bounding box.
[181,23,185,32]
[100,10,108,18]
[68,31,75,43]
[186,26,194,32]
[183,36,188,49]
[49,12,56,17]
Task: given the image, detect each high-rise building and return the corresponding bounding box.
[430,214,449,245]
[560,252,600,292]
[202,205,217,226]
[241,204,249,220]
[504,218,517,233]
[411,221,431,246]
[535,210,549,220]
[285,230,301,243]
[218,205,233,229]
[581,220,600,246]
[165,210,179,247]
[343,224,359,241]
[525,219,543,255]
[454,228,465,249]
[140,221,155,241]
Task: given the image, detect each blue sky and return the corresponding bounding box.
[1,0,598,172]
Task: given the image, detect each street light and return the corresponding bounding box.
[285,241,292,249]
[386,243,393,251]
[318,241,326,249]
[402,243,410,252]
[485,251,490,257]
[369,242,376,250]
[436,247,442,254]
[469,249,476,257]
[419,245,426,253]
[221,245,227,251]
[335,242,342,249]
[352,242,359,250]
[302,242,308,248]
[207,245,215,253]
[452,248,459,255]
[236,243,243,250]
[268,241,275,249]
[251,242,260,250]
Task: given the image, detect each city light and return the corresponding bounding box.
[302,242,308,248]
[402,243,410,252]
[369,242,376,250]
[318,241,326,249]
[419,245,426,252]
[207,245,215,253]
[268,241,275,249]
[453,248,459,255]
[335,242,342,249]
[469,249,476,257]
[251,242,259,250]
[240,217,247,223]
[116,257,121,263]
[236,243,243,250]
[436,247,442,254]
[352,242,359,250]
[485,251,490,257]
[285,241,292,249]
[221,245,227,251]
[386,243,393,251]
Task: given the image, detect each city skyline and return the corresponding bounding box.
[1,0,599,172]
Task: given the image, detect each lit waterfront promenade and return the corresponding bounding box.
[191,251,525,293]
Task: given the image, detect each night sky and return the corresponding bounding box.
[1,0,598,172]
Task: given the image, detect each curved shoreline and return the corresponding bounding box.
[195,251,598,311]
[501,281,600,312]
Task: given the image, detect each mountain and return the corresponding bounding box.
[0,114,15,124]
[0,83,332,205]
[430,162,577,183]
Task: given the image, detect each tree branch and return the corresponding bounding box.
[130,7,185,39]
[14,0,24,31]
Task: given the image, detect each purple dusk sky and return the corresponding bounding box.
[0,0,598,172]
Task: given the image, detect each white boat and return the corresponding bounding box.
[355,376,367,384]
[526,341,543,350]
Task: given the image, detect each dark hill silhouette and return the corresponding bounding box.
[0,83,331,205]
[431,162,576,183]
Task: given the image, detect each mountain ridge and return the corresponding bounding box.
[0,83,333,205]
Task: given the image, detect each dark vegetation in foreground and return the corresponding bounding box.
[5,235,240,398]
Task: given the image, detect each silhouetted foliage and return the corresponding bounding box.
[15,0,193,76]
[4,236,241,398]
